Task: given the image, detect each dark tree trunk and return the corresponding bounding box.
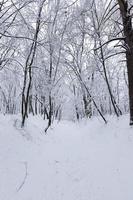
[127,54,133,124]
[44,107,49,120]
[117,0,133,125]
[45,95,53,132]
[35,94,38,115]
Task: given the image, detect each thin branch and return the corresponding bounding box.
[0,32,45,47]
[94,37,125,51]
[17,162,28,192]
[104,51,125,60]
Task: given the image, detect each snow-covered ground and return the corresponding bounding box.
[0,114,133,200]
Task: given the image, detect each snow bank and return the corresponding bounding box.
[0,114,133,200]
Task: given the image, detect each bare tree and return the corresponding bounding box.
[21,0,46,127]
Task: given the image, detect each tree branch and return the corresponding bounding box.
[17,162,28,192]
[94,37,125,51]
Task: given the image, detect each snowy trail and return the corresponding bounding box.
[0,115,133,200]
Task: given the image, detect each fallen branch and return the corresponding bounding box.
[17,162,28,192]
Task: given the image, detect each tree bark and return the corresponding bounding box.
[117,0,133,125]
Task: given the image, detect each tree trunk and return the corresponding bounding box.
[117,0,133,125]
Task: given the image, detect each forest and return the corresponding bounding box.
[0,1,133,199]
[0,0,133,130]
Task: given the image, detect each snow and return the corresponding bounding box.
[0,114,133,200]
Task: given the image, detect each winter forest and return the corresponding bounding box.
[1,0,133,199]
[0,0,132,128]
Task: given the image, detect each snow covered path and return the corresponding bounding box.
[0,115,133,200]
